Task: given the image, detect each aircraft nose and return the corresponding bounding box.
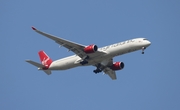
[147,40,151,46]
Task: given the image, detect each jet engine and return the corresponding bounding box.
[84,44,98,53]
[111,62,125,71]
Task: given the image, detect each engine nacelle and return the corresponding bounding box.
[84,44,98,54]
[111,62,125,71]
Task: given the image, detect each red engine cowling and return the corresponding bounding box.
[111,62,125,71]
[84,44,98,53]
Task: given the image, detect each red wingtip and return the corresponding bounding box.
[32,26,36,30]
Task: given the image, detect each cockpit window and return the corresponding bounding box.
[143,38,148,40]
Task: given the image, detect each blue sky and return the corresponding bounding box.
[1,0,180,110]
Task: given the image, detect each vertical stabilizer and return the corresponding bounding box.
[38,51,53,69]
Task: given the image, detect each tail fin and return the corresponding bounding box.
[38,51,53,68]
[26,51,52,75]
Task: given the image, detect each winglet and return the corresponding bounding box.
[32,26,37,30]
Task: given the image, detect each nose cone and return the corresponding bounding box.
[146,40,151,47]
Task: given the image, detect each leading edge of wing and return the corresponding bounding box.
[31,26,86,48]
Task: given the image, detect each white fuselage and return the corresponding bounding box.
[48,38,151,70]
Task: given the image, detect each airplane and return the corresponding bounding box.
[26,27,151,80]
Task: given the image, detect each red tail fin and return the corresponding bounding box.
[38,51,53,69]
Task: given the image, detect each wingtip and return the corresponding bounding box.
[32,26,37,30]
[25,60,31,62]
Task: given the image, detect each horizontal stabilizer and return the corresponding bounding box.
[26,60,44,68]
[43,70,51,75]
[26,60,52,75]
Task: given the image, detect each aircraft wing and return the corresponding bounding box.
[95,58,117,80]
[103,67,117,80]
[32,27,104,58]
